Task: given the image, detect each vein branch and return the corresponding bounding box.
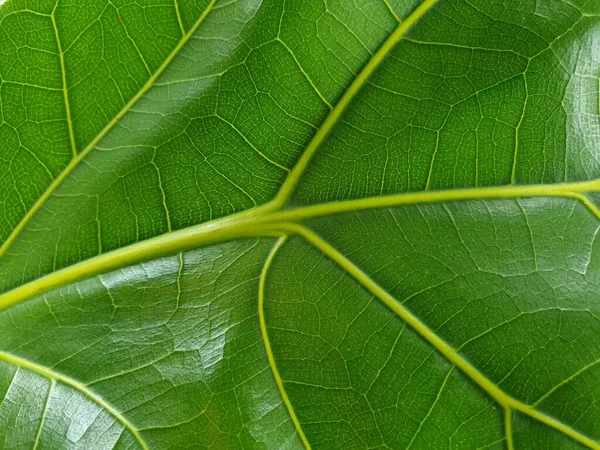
[32,379,54,450]
[533,356,600,407]
[505,407,514,450]
[2,179,600,312]
[281,223,600,450]
[272,0,441,207]
[51,4,77,158]
[0,0,219,261]
[173,0,185,36]
[0,351,149,450]
[270,179,600,223]
[259,237,312,449]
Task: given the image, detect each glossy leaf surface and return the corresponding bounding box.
[0,0,599,448]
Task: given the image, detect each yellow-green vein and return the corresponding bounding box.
[0,351,149,450]
[569,192,600,221]
[0,0,218,261]
[281,223,600,449]
[407,366,455,449]
[51,3,76,158]
[259,237,312,450]
[512,68,530,185]
[173,0,185,36]
[276,37,332,109]
[533,357,600,407]
[272,0,440,206]
[0,208,280,311]
[383,0,402,22]
[505,407,514,450]
[32,379,54,450]
[2,180,600,312]
[152,156,173,232]
[269,178,600,224]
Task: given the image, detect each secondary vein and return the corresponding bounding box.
[0,0,218,261]
[51,3,77,159]
[259,237,312,449]
[271,0,441,207]
[0,351,150,450]
[284,223,600,450]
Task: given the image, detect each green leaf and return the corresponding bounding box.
[0,0,599,448]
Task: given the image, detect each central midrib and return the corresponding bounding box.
[1,178,599,311]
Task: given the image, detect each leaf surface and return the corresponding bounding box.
[0,0,599,448]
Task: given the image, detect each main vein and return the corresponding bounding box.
[0,0,218,261]
[1,179,600,311]
[0,0,441,298]
[3,0,597,446]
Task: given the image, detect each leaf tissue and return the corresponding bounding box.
[0,0,599,448]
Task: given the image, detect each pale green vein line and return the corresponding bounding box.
[276,38,332,109]
[505,407,514,450]
[1,80,62,91]
[215,114,290,172]
[51,3,77,158]
[173,0,185,36]
[512,68,530,184]
[0,0,218,261]
[175,252,183,311]
[272,0,440,206]
[20,143,54,180]
[0,207,279,311]
[0,79,4,124]
[111,3,151,77]
[569,192,600,221]
[407,366,454,449]
[282,223,600,450]
[479,437,509,449]
[425,130,441,190]
[271,179,600,224]
[533,357,600,407]
[95,196,102,254]
[0,351,149,450]
[0,9,51,19]
[516,199,538,271]
[383,0,402,22]
[166,251,184,322]
[32,379,54,450]
[403,37,526,55]
[259,237,312,450]
[152,157,172,232]
[513,404,600,449]
[366,323,405,393]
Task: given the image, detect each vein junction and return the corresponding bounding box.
[2,177,600,312]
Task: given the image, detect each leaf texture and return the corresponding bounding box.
[0,0,599,448]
